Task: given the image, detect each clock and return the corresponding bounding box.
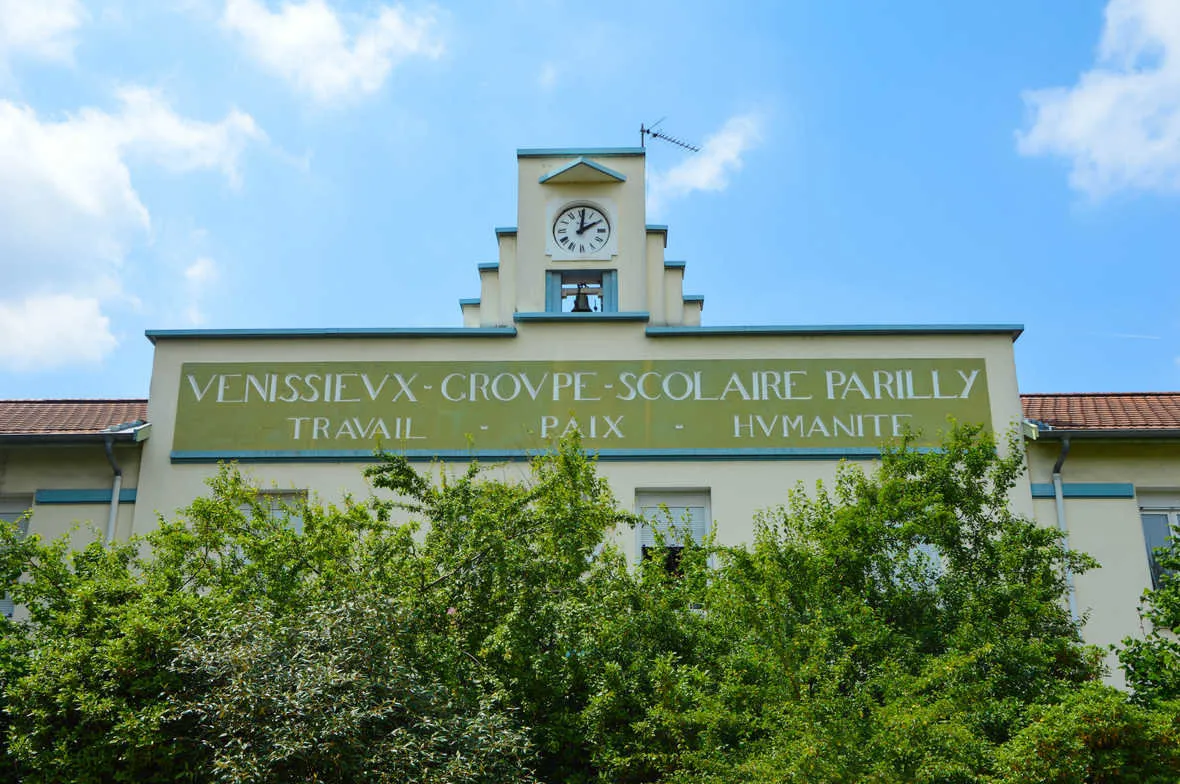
[552,204,611,256]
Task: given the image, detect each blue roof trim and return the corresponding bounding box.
[538,157,627,183]
[458,298,480,306]
[684,294,705,303]
[664,260,687,269]
[646,224,669,232]
[647,324,1025,338]
[35,488,137,505]
[146,327,518,343]
[171,447,929,465]
[494,227,517,236]
[1030,482,1136,499]
[477,262,499,271]
[514,311,650,323]
[517,147,645,158]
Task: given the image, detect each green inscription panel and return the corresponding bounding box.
[172,359,991,457]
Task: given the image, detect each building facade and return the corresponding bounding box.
[0,400,147,547]
[1,147,1176,685]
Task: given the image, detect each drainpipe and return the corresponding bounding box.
[102,434,123,545]
[1051,436,1079,625]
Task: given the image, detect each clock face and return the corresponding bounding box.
[553,205,611,255]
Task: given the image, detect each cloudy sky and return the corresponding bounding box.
[0,0,1177,397]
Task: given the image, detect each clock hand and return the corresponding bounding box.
[577,219,602,235]
[578,208,586,232]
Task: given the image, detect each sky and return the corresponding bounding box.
[0,0,1178,399]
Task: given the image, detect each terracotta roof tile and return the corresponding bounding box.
[1022,392,1180,432]
[0,400,148,437]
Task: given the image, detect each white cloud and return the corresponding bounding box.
[113,87,263,185]
[185,256,219,285]
[1017,0,1180,196]
[648,114,763,213]
[183,256,220,324]
[0,295,116,371]
[0,0,85,64]
[0,91,264,371]
[222,0,443,103]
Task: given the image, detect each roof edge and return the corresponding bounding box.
[0,431,144,445]
[514,311,650,323]
[647,324,1025,339]
[0,398,147,404]
[517,147,645,158]
[1031,427,1180,440]
[538,157,627,184]
[146,327,518,343]
[1022,391,1180,398]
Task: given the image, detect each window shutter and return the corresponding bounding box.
[637,493,709,549]
[240,490,307,534]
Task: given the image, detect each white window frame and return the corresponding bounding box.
[241,490,307,534]
[1139,505,1179,590]
[635,490,711,568]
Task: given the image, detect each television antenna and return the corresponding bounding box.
[639,119,699,153]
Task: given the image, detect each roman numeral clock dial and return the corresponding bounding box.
[553,205,610,256]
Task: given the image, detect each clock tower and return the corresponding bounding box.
[458,147,703,327]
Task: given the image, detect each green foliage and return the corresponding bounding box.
[171,598,536,783]
[994,684,1180,783]
[1,425,1177,782]
[361,440,642,782]
[1120,534,1180,703]
[0,529,202,782]
[641,424,1114,783]
[0,465,547,782]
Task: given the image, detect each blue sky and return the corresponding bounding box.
[1,0,1178,399]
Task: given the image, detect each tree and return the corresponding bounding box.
[3,425,1179,782]
[1119,531,1180,703]
[580,424,1115,782]
[0,463,556,782]
[993,683,1180,784]
[170,598,537,783]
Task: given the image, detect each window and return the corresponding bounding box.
[545,270,618,313]
[0,496,32,618]
[241,490,307,534]
[636,491,710,574]
[1140,509,1177,589]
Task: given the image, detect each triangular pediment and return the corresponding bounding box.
[539,157,627,184]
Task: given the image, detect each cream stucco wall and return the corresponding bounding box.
[662,268,684,326]
[460,151,698,326]
[494,235,514,326]
[20,503,134,547]
[0,443,141,544]
[1026,438,1180,684]
[134,324,1027,535]
[1028,440,1180,487]
[514,153,648,316]
[647,233,668,323]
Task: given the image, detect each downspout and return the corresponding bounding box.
[102,434,122,545]
[1051,436,1079,625]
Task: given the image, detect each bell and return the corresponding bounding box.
[572,285,592,313]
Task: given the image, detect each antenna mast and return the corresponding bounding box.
[639,121,700,153]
